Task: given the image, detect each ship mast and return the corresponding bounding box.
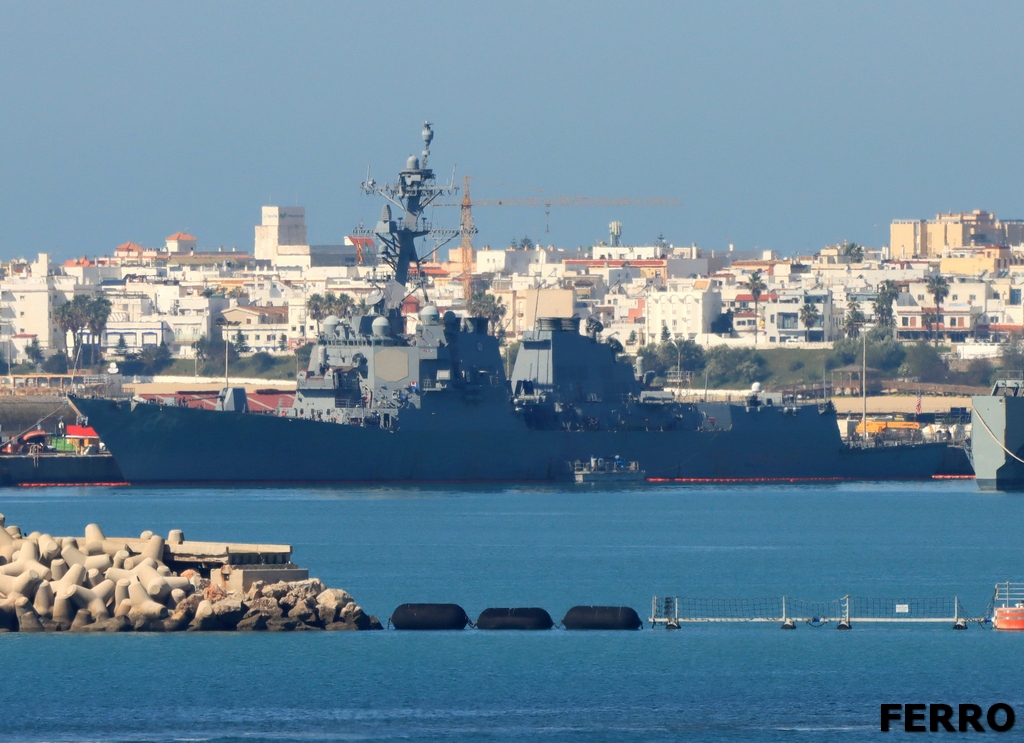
[358,122,459,330]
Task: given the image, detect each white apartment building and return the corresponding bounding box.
[0,254,92,358]
[644,279,722,341]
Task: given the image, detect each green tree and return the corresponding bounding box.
[710,311,734,335]
[191,335,209,362]
[295,342,314,369]
[898,342,948,383]
[626,330,638,345]
[704,347,768,387]
[115,335,129,356]
[467,292,507,335]
[25,338,43,364]
[249,351,275,373]
[234,329,250,355]
[744,270,767,345]
[830,329,905,373]
[799,302,820,341]
[660,323,671,342]
[139,343,172,374]
[278,333,288,352]
[1001,331,1024,372]
[637,339,706,383]
[926,274,950,347]
[42,352,69,373]
[519,236,534,250]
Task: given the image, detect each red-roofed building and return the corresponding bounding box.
[113,241,160,266]
[166,232,198,254]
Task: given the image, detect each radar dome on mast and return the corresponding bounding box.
[421,121,433,165]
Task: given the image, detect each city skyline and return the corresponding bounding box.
[2,2,1023,259]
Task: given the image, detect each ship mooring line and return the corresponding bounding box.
[972,408,1024,465]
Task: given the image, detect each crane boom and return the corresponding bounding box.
[435,196,680,208]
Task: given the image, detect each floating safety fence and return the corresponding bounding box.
[650,595,982,629]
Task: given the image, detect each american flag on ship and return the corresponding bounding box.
[916,391,922,415]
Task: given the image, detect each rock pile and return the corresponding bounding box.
[0,515,381,633]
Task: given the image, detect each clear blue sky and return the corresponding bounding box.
[1,2,1022,260]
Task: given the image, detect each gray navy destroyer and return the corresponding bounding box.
[71,125,958,485]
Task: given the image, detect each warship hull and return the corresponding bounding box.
[971,391,1024,491]
[0,452,124,486]
[71,396,951,485]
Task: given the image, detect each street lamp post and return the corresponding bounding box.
[215,317,240,388]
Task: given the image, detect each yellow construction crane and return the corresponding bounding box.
[457,176,477,301]
[445,176,680,300]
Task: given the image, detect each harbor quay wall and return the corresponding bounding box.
[0,514,382,633]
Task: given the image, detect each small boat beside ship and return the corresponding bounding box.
[0,423,124,486]
[572,456,645,484]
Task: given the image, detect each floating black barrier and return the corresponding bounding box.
[562,605,642,630]
[476,607,554,630]
[390,603,469,630]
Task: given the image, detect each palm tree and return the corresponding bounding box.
[799,302,819,341]
[873,280,898,337]
[467,292,507,335]
[53,294,91,360]
[331,293,354,317]
[842,241,864,262]
[85,296,112,366]
[926,274,950,347]
[845,299,865,339]
[744,270,767,345]
[306,293,327,334]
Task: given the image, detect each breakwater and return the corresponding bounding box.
[0,514,381,632]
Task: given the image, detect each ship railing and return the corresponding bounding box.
[993,582,1024,608]
[651,594,977,627]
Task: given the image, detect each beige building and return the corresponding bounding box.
[255,207,307,262]
[489,287,575,338]
[891,210,1024,259]
[940,246,1020,276]
[255,206,371,269]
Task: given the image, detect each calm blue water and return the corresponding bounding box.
[1,481,1023,741]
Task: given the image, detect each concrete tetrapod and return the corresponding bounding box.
[0,518,379,633]
[15,596,45,632]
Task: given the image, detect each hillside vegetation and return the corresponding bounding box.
[636,329,1005,390]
